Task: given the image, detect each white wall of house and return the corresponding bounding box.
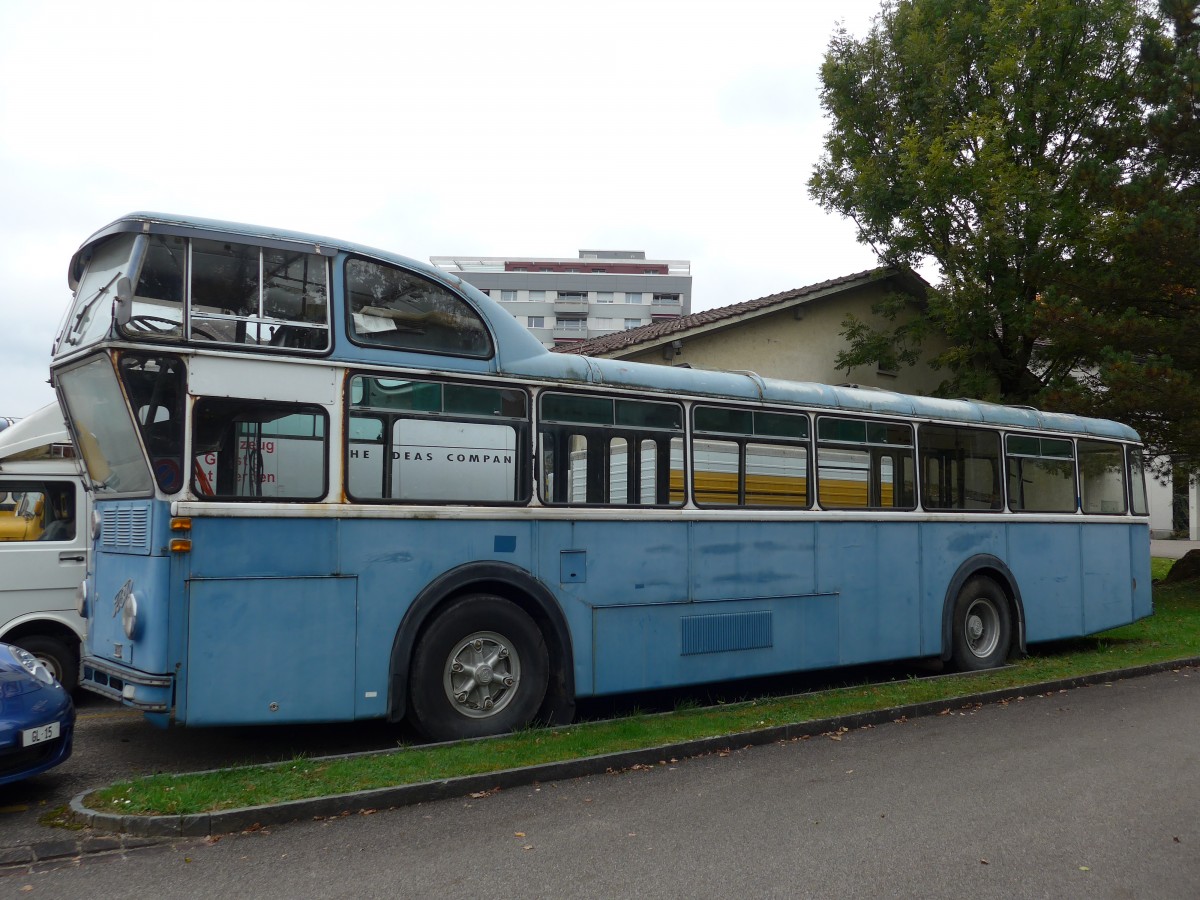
[1145,464,1199,540]
[1147,472,1174,538]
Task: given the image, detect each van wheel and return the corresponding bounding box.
[14,635,79,689]
[950,577,1011,671]
[408,594,549,742]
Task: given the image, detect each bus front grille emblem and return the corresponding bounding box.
[113,579,134,618]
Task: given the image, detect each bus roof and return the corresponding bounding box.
[73,213,1141,444]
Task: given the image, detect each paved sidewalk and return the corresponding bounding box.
[1151,539,1200,559]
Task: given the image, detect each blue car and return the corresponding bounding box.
[0,642,74,786]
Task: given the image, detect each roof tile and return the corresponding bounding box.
[552,268,898,356]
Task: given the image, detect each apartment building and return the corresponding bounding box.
[430,250,691,348]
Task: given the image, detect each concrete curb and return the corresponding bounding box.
[67,657,1200,839]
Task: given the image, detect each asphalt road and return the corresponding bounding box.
[5,667,1198,898]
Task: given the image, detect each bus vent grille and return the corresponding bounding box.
[101,507,151,552]
[681,610,773,656]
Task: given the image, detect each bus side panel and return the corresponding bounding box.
[1006,523,1084,641]
[591,595,839,695]
[1080,522,1137,634]
[538,520,689,606]
[342,519,541,715]
[1130,524,1153,620]
[538,519,690,698]
[915,521,1007,656]
[816,521,921,665]
[690,521,817,601]
[186,575,357,725]
[187,517,339,578]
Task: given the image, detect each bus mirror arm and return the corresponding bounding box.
[114,277,133,327]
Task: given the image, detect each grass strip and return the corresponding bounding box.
[87,560,1199,817]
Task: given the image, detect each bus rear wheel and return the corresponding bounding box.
[950,577,1011,671]
[408,594,549,742]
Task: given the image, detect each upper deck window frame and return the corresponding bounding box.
[81,228,337,355]
[343,256,495,360]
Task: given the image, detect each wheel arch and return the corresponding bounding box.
[940,554,1026,662]
[387,561,575,727]
[0,613,84,649]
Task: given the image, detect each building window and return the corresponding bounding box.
[528,316,545,328]
[624,292,643,304]
[558,291,587,302]
[624,318,642,329]
[500,290,518,302]
[652,293,680,305]
[559,319,587,332]
[597,292,614,304]
[529,290,546,302]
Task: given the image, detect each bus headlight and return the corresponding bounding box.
[122,591,141,639]
[76,580,88,618]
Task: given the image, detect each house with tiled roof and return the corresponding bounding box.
[553,267,949,395]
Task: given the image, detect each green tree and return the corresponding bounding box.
[809,0,1199,467]
[1044,0,1200,469]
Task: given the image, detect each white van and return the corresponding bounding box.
[0,403,86,687]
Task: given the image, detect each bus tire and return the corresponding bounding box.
[408,594,549,742]
[950,577,1012,671]
[13,635,79,689]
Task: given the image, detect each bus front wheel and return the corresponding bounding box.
[950,577,1011,671]
[408,594,549,742]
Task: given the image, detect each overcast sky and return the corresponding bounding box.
[0,0,886,419]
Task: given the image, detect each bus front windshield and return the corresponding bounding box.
[56,355,153,495]
[57,233,146,353]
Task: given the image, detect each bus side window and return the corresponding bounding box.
[1128,448,1149,516]
[918,424,1002,511]
[192,399,328,501]
[1006,435,1076,513]
[345,259,492,359]
[183,240,330,350]
[817,417,914,510]
[538,393,683,507]
[692,405,809,508]
[346,375,528,504]
[1078,439,1127,514]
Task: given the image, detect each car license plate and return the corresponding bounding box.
[21,721,60,747]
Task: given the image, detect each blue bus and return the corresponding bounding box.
[51,213,1152,741]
